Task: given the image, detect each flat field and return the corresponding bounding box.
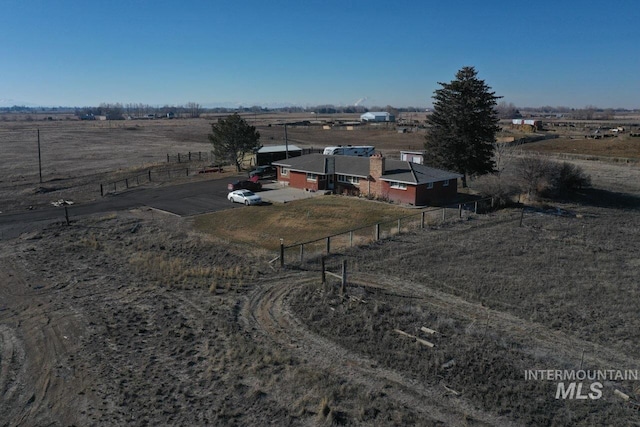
[1,115,640,425]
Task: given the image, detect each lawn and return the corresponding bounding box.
[192,195,417,251]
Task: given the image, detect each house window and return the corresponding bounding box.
[442,179,449,187]
[389,181,407,190]
[306,173,318,182]
[338,174,360,185]
[427,182,434,189]
[281,167,289,176]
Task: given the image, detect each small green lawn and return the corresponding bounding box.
[193,195,417,251]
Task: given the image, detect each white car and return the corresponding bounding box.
[227,189,262,205]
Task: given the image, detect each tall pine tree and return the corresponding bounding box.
[424,66,501,187]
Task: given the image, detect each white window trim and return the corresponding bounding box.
[427,182,434,189]
[306,173,318,182]
[338,174,360,185]
[281,167,289,176]
[442,179,449,187]
[389,181,407,190]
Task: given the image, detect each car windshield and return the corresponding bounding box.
[240,190,255,196]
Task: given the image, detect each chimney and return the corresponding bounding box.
[369,153,385,179]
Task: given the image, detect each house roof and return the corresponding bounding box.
[272,154,461,185]
[257,144,302,153]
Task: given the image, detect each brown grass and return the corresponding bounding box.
[192,195,417,250]
[519,135,640,160]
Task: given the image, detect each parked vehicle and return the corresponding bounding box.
[227,180,262,192]
[322,145,375,156]
[249,165,277,179]
[227,189,262,205]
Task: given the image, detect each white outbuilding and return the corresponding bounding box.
[360,111,395,122]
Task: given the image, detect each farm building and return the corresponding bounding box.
[272,153,460,206]
[360,111,395,122]
[400,150,426,164]
[255,145,303,166]
[511,119,542,131]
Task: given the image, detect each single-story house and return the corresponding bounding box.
[360,111,395,122]
[272,153,461,206]
[255,144,303,166]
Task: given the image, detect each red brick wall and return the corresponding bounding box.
[415,179,458,205]
[280,170,324,191]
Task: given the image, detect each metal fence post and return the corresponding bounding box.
[167,153,170,163]
[189,151,192,161]
[397,218,401,234]
[459,204,462,218]
[148,169,152,181]
[125,178,129,189]
[326,236,331,254]
[300,244,304,262]
[199,151,202,161]
[341,259,347,294]
[442,208,445,222]
[421,211,425,229]
[64,206,70,225]
[474,201,478,214]
[375,223,380,241]
[321,257,326,284]
[178,153,181,163]
[100,184,104,197]
[349,231,353,247]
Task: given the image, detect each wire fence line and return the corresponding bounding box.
[100,165,195,196]
[166,151,214,163]
[272,197,495,269]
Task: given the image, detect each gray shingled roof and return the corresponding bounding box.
[273,154,461,184]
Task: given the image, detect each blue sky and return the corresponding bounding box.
[2,0,639,108]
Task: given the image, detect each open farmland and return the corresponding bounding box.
[1,114,640,425]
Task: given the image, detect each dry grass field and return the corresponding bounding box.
[1,114,640,426]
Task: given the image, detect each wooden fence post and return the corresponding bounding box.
[491,197,494,209]
[280,239,284,268]
[375,223,380,241]
[349,231,353,247]
[300,244,304,262]
[397,218,401,234]
[519,208,525,227]
[474,201,478,214]
[442,208,445,222]
[321,257,326,284]
[64,206,70,226]
[341,259,347,294]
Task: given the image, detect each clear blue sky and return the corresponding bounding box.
[2,0,639,109]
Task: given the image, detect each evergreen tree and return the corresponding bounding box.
[208,113,261,172]
[424,66,501,187]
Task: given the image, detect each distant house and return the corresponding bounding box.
[511,119,542,131]
[360,111,395,122]
[400,150,426,165]
[255,144,303,166]
[272,153,460,206]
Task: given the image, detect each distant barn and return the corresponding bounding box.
[360,111,395,122]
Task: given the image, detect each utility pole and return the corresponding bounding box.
[37,128,43,183]
[284,123,289,159]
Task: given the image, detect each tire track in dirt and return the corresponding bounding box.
[241,272,519,427]
[0,254,93,426]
